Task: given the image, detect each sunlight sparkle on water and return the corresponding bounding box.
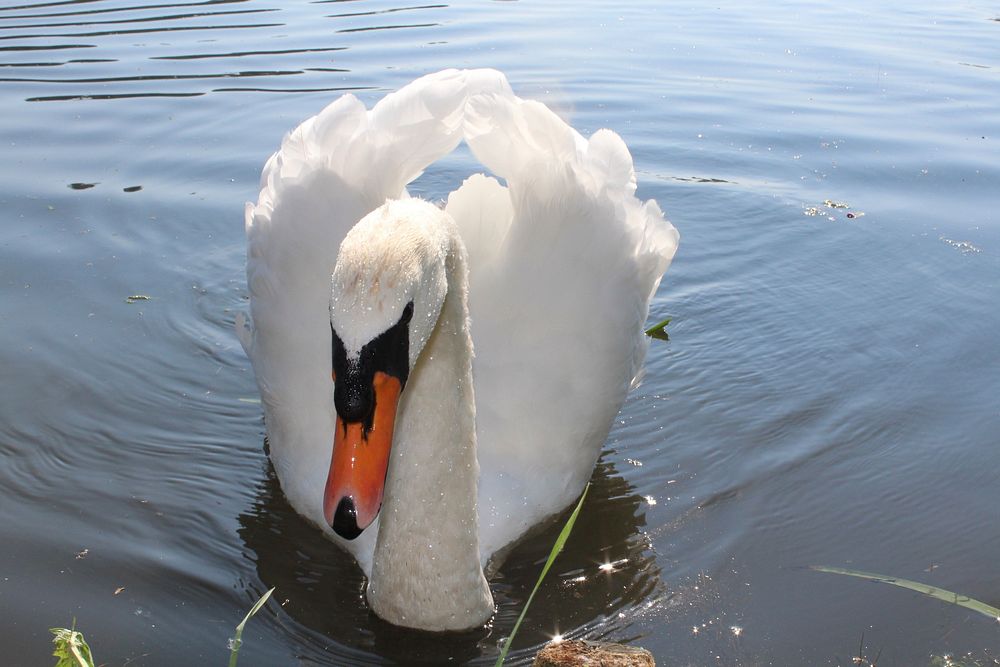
[598,558,629,573]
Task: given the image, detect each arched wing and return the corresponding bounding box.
[446,90,679,560]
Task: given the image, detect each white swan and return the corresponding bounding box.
[236,69,678,631]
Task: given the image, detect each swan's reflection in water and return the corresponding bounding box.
[238,451,663,664]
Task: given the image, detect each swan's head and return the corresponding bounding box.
[323,199,452,540]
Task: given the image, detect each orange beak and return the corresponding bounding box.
[323,371,402,539]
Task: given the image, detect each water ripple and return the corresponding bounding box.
[2,69,302,82]
[27,90,205,100]
[150,45,346,60]
[0,21,285,40]
[0,8,276,30]
[326,4,447,19]
[0,42,95,50]
[335,22,438,34]
[0,56,113,66]
[0,0,450,102]
[0,0,249,15]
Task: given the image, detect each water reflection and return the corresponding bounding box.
[238,451,661,664]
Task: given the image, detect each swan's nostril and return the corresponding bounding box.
[332,496,363,540]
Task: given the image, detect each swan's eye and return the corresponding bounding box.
[400,301,414,325]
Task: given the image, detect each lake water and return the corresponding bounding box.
[1,0,998,665]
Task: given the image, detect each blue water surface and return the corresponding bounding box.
[1,1,998,664]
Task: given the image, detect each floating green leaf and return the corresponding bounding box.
[228,586,275,667]
[495,484,590,667]
[811,565,1000,620]
[644,316,671,341]
[51,622,95,667]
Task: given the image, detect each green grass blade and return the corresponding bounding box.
[236,586,275,634]
[811,565,1000,620]
[495,483,590,667]
[228,586,275,667]
[644,317,671,341]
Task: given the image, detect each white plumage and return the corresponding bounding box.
[237,69,678,631]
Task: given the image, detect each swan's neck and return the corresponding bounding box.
[366,234,493,631]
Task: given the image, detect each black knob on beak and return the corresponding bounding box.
[335,377,374,426]
[332,496,363,540]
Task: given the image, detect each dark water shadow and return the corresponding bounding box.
[238,449,662,665]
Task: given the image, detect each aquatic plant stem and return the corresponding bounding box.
[495,484,590,667]
[228,587,275,667]
[644,317,671,341]
[811,566,1000,620]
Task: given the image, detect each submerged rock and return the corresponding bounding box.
[532,639,655,667]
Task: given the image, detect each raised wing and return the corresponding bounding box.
[446,88,679,560]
